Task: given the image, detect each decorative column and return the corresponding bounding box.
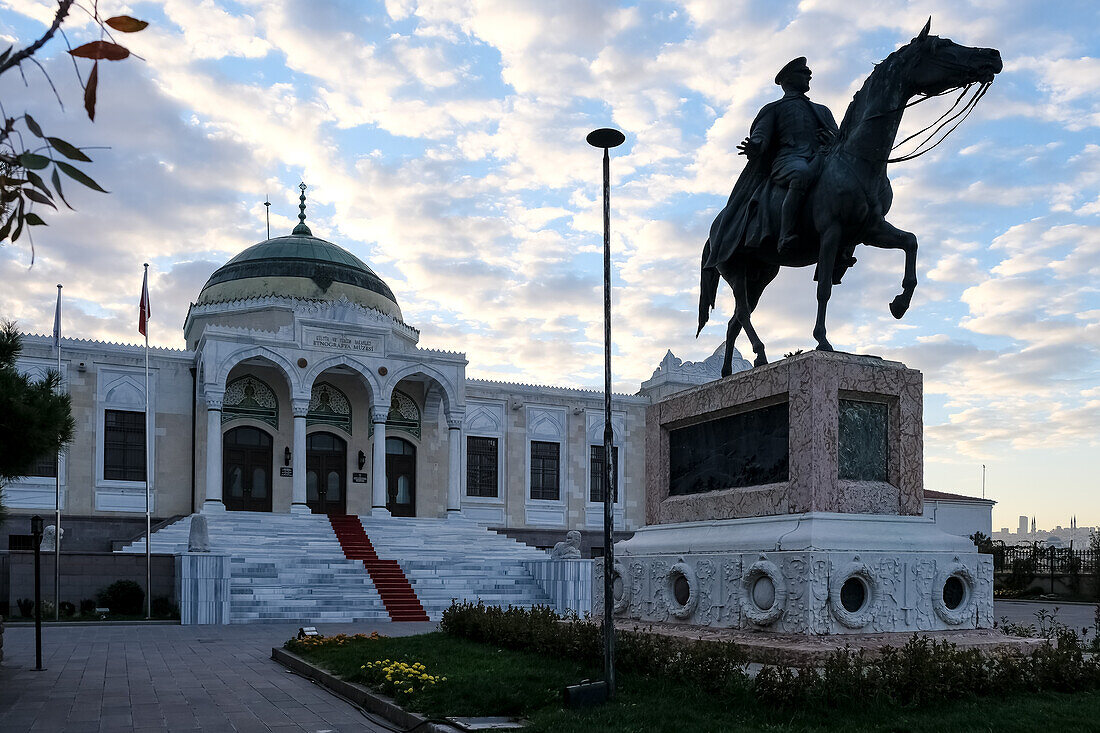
[290,397,310,515]
[446,410,465,517]
[371,406,390,517]
[202,392,225,513]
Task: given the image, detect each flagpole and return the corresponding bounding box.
[143,263,151,620]
[54,283,62,621]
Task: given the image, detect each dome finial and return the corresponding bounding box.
[293,181,312,235]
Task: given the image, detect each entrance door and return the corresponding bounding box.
[306,432,347,515]
[223,426,273,512]
[385,437,416,517]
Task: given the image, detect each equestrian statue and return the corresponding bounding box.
[697,20,1002,376]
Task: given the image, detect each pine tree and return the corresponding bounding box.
[0,320,74,524]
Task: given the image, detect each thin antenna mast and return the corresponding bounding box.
[264,195,271,239]
[982,464,986,499]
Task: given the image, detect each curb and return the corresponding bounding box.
[271,647,456,732]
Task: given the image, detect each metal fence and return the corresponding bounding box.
[992,543,1100,575]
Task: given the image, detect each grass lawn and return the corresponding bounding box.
[287,632,1100,732]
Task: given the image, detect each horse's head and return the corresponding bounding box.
[900,18,1002,96]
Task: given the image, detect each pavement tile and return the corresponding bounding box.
[0,622,422,733]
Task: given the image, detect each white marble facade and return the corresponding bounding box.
[8,290,732,537]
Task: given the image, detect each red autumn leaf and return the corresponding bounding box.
[84,61,99,121]
[105,16,149,33]
[69,41,130,61]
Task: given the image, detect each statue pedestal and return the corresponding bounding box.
[601,351,992,635]
[645,350,924,524]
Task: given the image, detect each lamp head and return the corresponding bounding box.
[586,128,625,149]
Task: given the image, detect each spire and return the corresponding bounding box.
[292,181,312,236]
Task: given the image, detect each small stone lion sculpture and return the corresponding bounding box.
[550,529,582,560]
[40,525,63,551]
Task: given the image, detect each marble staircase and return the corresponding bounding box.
[118,512,552,623]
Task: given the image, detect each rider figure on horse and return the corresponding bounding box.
[705,58,843,276]
[744,57,838,256]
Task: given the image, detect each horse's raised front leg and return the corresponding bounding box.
[861,217,918,318]
[813,225,842,351]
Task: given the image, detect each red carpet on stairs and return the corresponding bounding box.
[328,515,429,622]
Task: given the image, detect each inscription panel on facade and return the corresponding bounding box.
[302,327,383,355]
[668,402,789,495]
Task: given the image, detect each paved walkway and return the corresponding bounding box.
[996,599,1098,631]
[0,621,435,733]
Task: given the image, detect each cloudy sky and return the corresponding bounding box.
[1,0,1096,530]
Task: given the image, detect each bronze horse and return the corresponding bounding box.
[698,22,1002,375]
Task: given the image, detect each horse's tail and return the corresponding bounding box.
[698,239,719,337]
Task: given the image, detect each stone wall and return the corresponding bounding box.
[0,516,162,554]
[6,551,175,615]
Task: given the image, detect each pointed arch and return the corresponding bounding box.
[212,345,299,395]
[302,353,380,402]
[381,362,461,417]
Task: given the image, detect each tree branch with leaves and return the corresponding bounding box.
[0,1,148,257]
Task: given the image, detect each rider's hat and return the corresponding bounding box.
[775,57,809,85]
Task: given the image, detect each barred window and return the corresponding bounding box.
[466,436,499,497]
[28,451,57,478]
[530,441,560,500]
[104,409,146,481]
[590,445,619,503]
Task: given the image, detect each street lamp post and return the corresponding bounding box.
[31,514,45,671]
[586,126,625,700]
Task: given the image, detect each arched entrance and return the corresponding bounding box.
[223,426,273,512]
[386,437,416,517]
[307,432,347,515]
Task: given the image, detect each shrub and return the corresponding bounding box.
[439,601,748,694]
[59,601,75,618]
[97,580,144,615]
[151,596,176,618]
[79,598,96,616]
[16,598,33,618]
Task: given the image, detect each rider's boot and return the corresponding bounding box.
[777,184,806,256]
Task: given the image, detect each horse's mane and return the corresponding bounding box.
[836,41,915,141]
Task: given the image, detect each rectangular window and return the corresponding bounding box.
[28,451,58,478]
[104,409,146,482]
[466,436,499,498]
[530,440,560,500]
[590,445,619,503]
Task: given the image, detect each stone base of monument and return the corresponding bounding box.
[606,620,1042,665]
[595,513,993,634]
[597,350,993,635]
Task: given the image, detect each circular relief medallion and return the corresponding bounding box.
[740,559,787,626]
[933,562,977,625]
[828,562,878,629]
[666,561,698,619]
[612,561,630,615]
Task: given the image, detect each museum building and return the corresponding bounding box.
[5,200,737,553]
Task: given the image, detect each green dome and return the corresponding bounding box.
[196,232,402,319]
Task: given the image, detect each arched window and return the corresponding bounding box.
[223,376,279,429]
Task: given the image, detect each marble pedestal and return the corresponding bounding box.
[595,514,993,634]
[602,351,991,635]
